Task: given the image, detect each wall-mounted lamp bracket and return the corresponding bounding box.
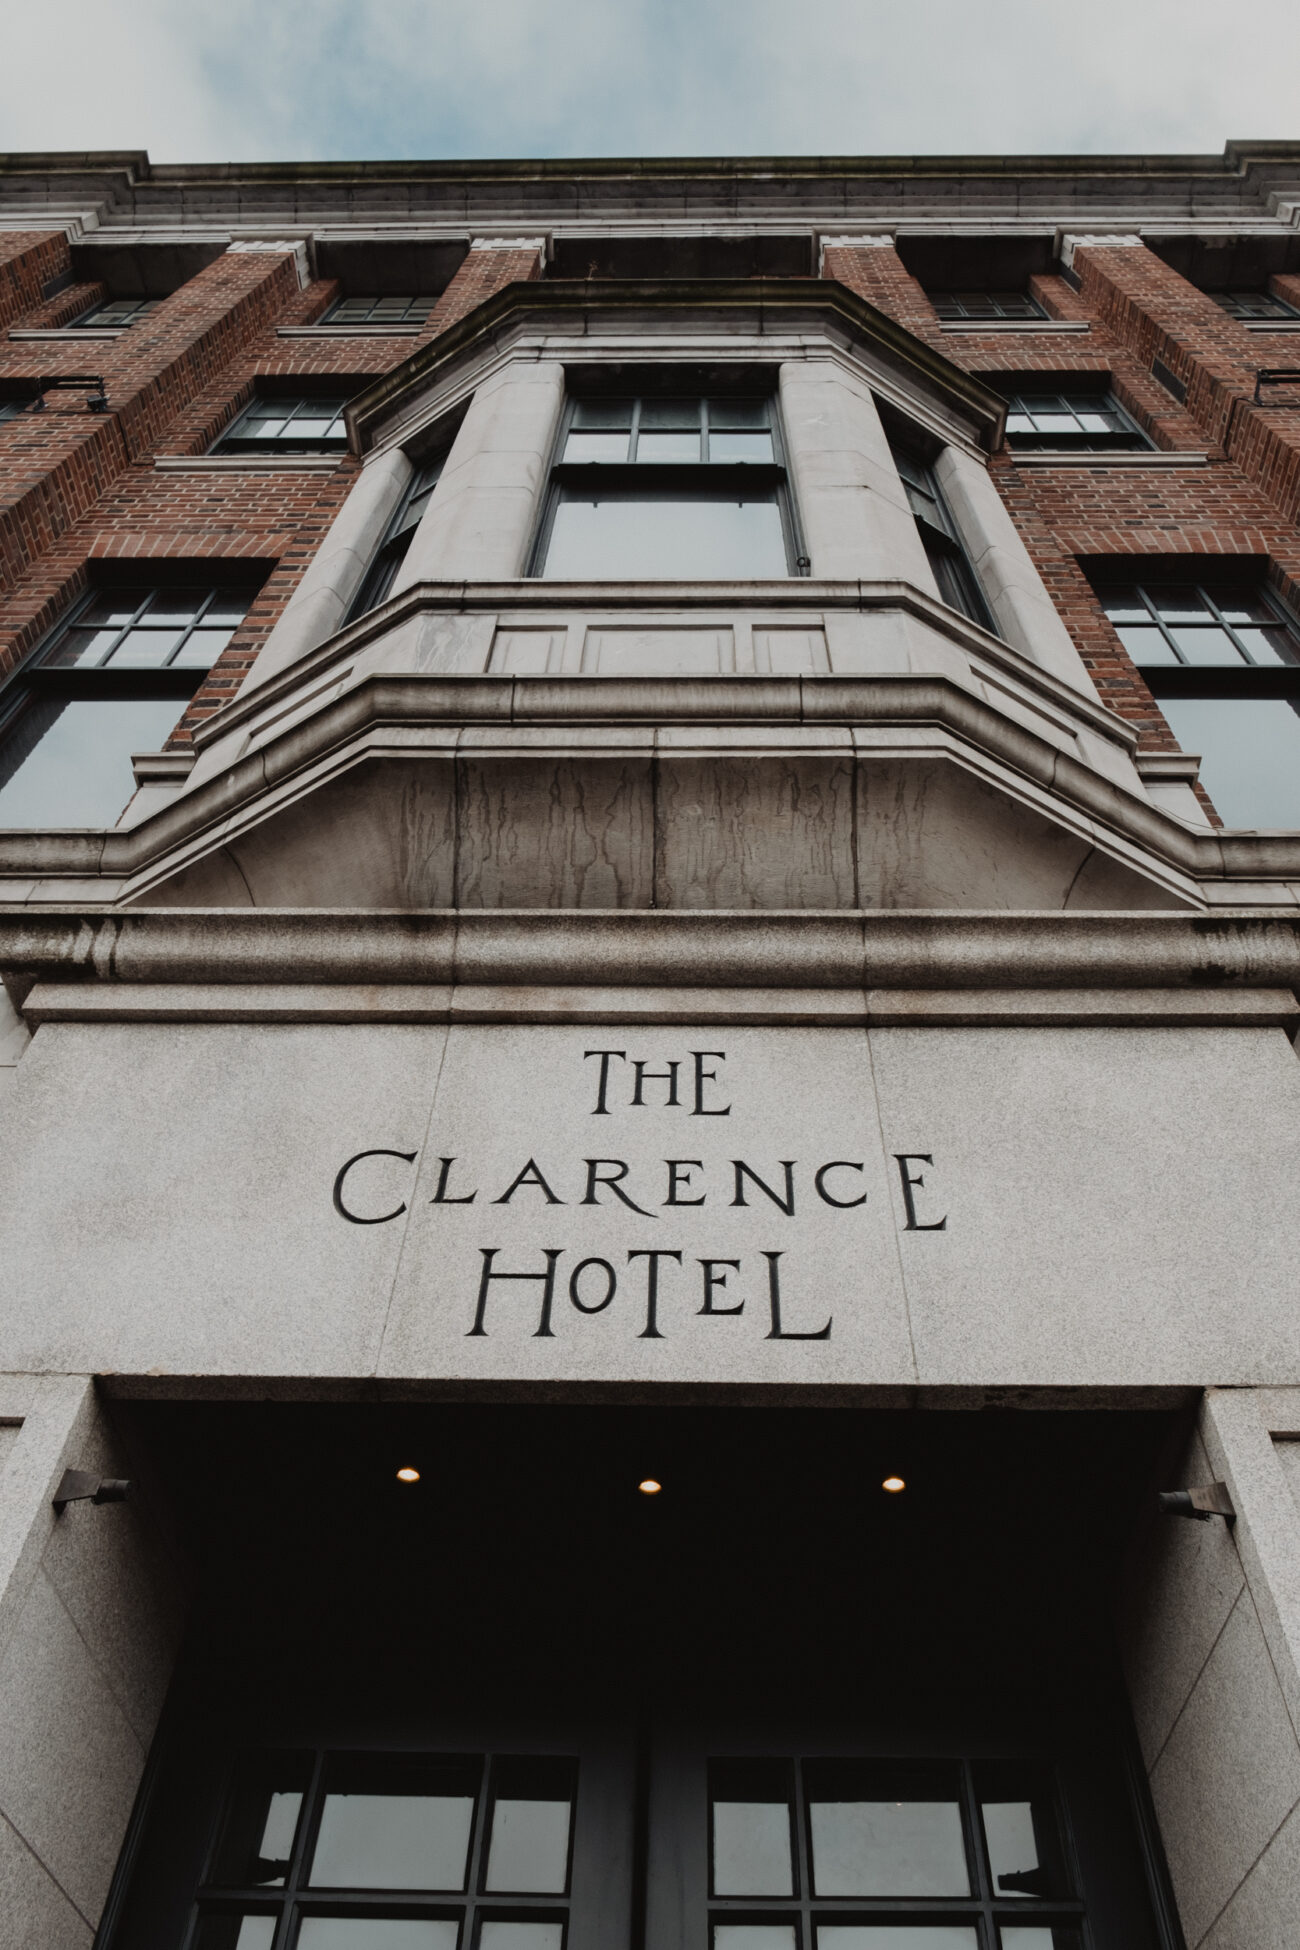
[52,1469,131,1514]
[1158,1481,1235,1523]
[29,375,109,414]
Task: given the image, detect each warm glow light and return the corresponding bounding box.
[638,1478,662,1495]
[882,1475,906,1494]
[396,1466,420,1484]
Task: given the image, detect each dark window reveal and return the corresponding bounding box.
[891,443,997,633]
[0,581,254,828]
[1099,577,1300,828]
[322,296,433,326]
[930,291,1047,321]
[347,454,447,621]
[1001,389,1150,452]
[214,397,351,455]
[1210,289,1300,321]
[534,394,802,579]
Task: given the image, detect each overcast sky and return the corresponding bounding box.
[2,0,1297,164]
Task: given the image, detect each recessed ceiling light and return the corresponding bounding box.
[396,1466,420,1484]
[638,1478,662,1495]
[882,1475,906,1494]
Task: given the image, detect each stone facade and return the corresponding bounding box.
[3,145,1300,1950]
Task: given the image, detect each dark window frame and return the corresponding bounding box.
[528,390,808,580]
[889,439,998,635]
[930,291,1047,322]
[1000,384,1152,453]
[1209,289,1300,322]
[212,395,352,457]
[321,295,433,326]
[67,296,160,330]
[345,451,448,622]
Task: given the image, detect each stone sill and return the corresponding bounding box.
[1243,318,1300,332]
[940,319,1090,334]
[1137,752,1202,782]
[1010,450,1210,467]
[152,455,344,473]
[277,323,424,338]
[131,751,196,786]
[8,327,126,341]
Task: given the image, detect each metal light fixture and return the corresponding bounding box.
[52,1469,131,1514]
[1158,1481,1235,1523]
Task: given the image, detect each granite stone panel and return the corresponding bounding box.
[0,1812,92,1950]
[1201,1794,1300,1950]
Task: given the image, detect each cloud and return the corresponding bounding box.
[0,0,1297,163]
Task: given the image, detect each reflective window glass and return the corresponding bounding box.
[807,1764,969,1899]
[564,433,629,463]
[298,1923,460,1950]
[711,1760,795,1896]
[1112,624,1175,665]
[1154,696,1300,828]
[543,489,788,579]
[324,296,432,325]
[479,1923,564,1950]
[0,696,182,827]
[640,399,699,430]
[818,1929,978,1950]
[71,296,159,329]
[309,1759,479,1890]
[572,401,633,430]
[484,1758,574,1893]
[216,396,349,451]
[637,431,701,463]
[709,432,773,463]
[193,1917,279,1949]
[209,1754,312,1887]
[714,1925,797,1950]
[997,1932,1083,1950]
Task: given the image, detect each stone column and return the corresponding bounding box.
[394,358,566,587]
[932,443,1102,693]
[0,1375,186,1944]
[1120,1385,1300,1948]
[239,445,413,695]
[778,358,940,590]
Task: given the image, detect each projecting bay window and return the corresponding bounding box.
[532,394,804,579]
[0,579,255,827]
[889,442,997,633]
[1098,576,1300,827]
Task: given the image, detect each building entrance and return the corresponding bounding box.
[100,1403,1181,1950]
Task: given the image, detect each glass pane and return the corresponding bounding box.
[1157,695,1300,827]
[106,627,185,667]
[564,433,629,464]
[174,626,237,668]
[954,293,998,317]
[1215,593,1278,625]
[571,400,632,430]
[544,489,787,579]
[44,627,123,669]
[480,1924,564,1950]
[708,400,769,430]
[1149,586,1210,623]
[818,1930,978,1950]
[1169,626,1247,666]
[309,1758,477,1890]
[0,696,182,827]
[714,1927,796,1950]
[142,587,207,626]
[639,398,699,430]
[998,1932,1083,1950]
[1099,588,1149,624]
[808,1765,968,1898]
[636,432,700,463]
[1073,411,1112,434]
[713,1802,793,1896]
[1032,413,1078,436]
[298,1924,460,1950]
[1004,412,1036,436]
[193,1918,279,1950]
[1235,624,1300,668]
[1114,624,1177,665]
[485,1800,571,1892]
[205,592,254,625]
[709,433,774,463]
[78,591,151,628]
[210,1755,312,1886]
[998,293,1040,317]
[293,417,336,439]
[983,1801,1044,1897]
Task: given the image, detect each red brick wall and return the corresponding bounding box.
[0,232,72,332]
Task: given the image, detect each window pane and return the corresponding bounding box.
[485,1800,571,1892]
[1148,587,1210,623]
[106,627,186,667]
[174,626,237,668]
[712,1802,793,1896]
[708,400,769,430]
[1099,588,1150,625]
[571,400,633,430]
[1033,413,1078,436]
[78,591,151,628]
[0,696,182,827]
[142,587,208,626]
[639,398,699,430]
[44,627,123,669]
[544,489,787,578]
[193,1918,279,1950]
[709,433,774,463]
[1168,626,1247,666]
[998,1932,1083,1950]
[954,293,998,317]
[309,1770,476,1891]
[1114,624,1176,666]
[818,1930,978,1950]
[564,433,629,464]
[1235,624,1300,668]
[982,1801,1046,1898]
[1004,412,1036,436]
[714,1926,796,1950]
[1215,593,1278,625]
[298,1924,459,1950]
[808,1779,969,1898]
[210,1755,312,1886]
[1157,695,1300,827]
[480,1924,564,1950]
[636,432,701,463]
[206,593,255,625]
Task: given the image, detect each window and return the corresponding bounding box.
[0,400,24,425]
[68,296,159,329]
[214,397,351,455]
[190,1751,577,1950]
[0,580,254,828]
[322,296,433,326]
[890,442,996,633]
[930,292,1046,322]
[533,393,802,579]
[1000,388,1150,452]
[1098,576,1300,827]
[1210,289,1300,321]
[346,454,446,621]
